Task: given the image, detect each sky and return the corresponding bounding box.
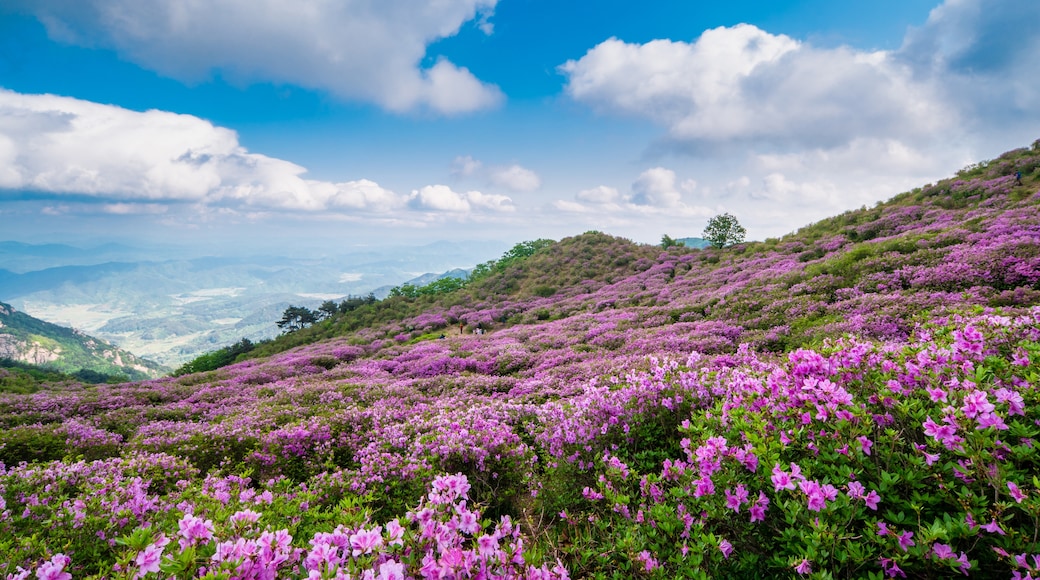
[1,0,1039,253]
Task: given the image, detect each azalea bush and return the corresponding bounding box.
[2,142,1039,577]
[2,308,1038,578]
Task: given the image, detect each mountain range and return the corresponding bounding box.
[0,300,165,380]
[0,240,509,367]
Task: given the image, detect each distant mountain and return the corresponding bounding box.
[0,241,508,366]
[370,268,471,299]
[0,301,167,380]
[676,237,712,249]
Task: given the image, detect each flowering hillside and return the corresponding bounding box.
[1,142,1039,578]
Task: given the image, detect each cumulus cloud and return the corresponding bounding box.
[12,0,502,114]
[452,156,541,192]
[0,89,414,213]
[575,185,621,204]
[451,155,483,179]
[488,164,541,192]
[630,167,682,208]
[897,0,1040,131]
[562,0,1040,152]
[560,24,949,149]
[408,184,514,213]
[555,168,712,217]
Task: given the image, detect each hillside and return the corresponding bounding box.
[0,301,166,381]
[0,141,1039,578]
[247,142,1038,361]
[0,241,509,366]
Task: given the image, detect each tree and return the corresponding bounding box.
[317,300,339,320]
[660,234,681,249]
[276,306,317,333]
[702,213,746,248]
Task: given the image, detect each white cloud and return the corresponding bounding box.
[575,185,621,204]
[630,167,682,208]
[0,89,412,213]
[102,203,168,215]
[488,164,541,192]
[408,184,514,213]
[451,155,483,179]
[452,156,541,192]
[14,0,502,114]
[560,24,949,148]
[555,168,713,218]
[324,180,403,213]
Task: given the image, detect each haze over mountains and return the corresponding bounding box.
[0,240,509,367]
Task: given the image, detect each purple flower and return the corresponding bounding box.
[981,519,1006,535]
[35,554,72,580]
[795,558,812,575]
[932,543,954,559]
[719,538,733,559]
[897,531,915,551]
[857,436,873,456]
[134,543,165,578]
[864,490,881,510]
[1008,481,1027,503]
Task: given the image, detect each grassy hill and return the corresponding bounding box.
[0,140,1038,578]
[0,301,167,381]
[242,141,1038,362]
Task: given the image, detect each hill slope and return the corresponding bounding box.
[249,141,1038,360]
[1,140,1039,578]
[0,301,166,380]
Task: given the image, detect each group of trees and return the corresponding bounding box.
[662,212,746,249]
[387,276,467,299]
[277,294,377,333]
[172,338,256,376]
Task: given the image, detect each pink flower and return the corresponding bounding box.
[795,558,812,575]
[932,543,954,559]
[177,514,215,550]
[864,490,881,510]
[771,465,795,491]
[477,534,499,558]
[725,485,748,512]
[377,560,404,580]
[229,509,262,525]
[458,509,480,535]
[981,519,1006,535]
[857,436,873,456]
[636,550,659,572]
[749,491,769,523]
[1008,482,1027,503]
[35,554,71,580]
[350,527,384,557]
[134,543,164,578]
[897,531,915,551]
[385,519,405,546]
[719,539,733,559]
[694,476,714,498]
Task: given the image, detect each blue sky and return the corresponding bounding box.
[1,0,1038,252]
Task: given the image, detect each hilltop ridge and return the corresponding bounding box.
[242,140,1039,361]
[0,301,167,381]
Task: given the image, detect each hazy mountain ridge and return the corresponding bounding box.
[0,301,166,380]
[0,241,510,366]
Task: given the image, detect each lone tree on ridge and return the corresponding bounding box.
[703,213,746,248]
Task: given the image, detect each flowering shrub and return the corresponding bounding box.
[2,143,1039,577]
[2,308,1038,578]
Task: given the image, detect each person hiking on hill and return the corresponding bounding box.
[1015,171,1023,185]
